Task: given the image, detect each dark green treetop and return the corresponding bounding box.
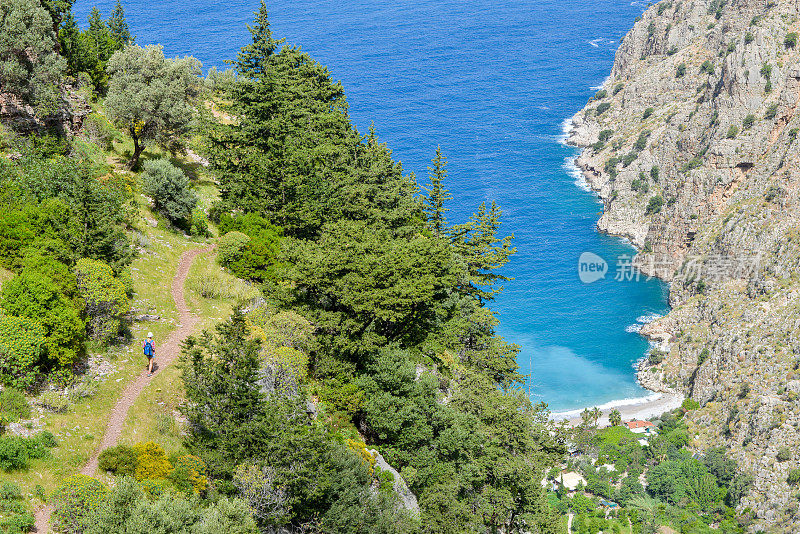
[235,0,284,78]
[107,0,133,47]
[422,146,453,237]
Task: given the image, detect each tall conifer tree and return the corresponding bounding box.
[423,146,453,237]
[452,201,515,303]
[107,0,133,48]
[235,0,283,78]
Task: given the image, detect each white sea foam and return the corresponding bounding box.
[624,312,663,335]
[551,392,664,420]
[589,74,612,91]
[589,38,602,48]
[562,156,591,192]
[636,312,662,324]
[556,117,573,145]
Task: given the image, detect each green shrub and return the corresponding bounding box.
[765,80,772,94]
[777,447,792,462]
[645,196,664,215]
[788,468,800,485]
[631,174,649,194]
[75,258,130,342]
[744,32,754,44]
[764,104,779,120]
[189,208,211,237]
[594,89,607,100]
[726,42,736,54]
[786,32,797,48]
[37,390,70,413]
[742,114,755,129]
[760,63,772,80]
[634,130,651,150]
[612,83,624,95]
[681,398,700,411]
[604,156,622,178]
[648,350,666,365]
[0,436,29,471]
[667,45,678,56]
[0,316,47,391]
[700,60,714,74]
[1,511,34,533]
[52,475,109,534]
[622,151,638,167]
[789,128,799,141]
[697,348,710,365]
[676,63,686,77]
[642,108,654,120]
[0,388,29,421]
[168,454,208,494]
[187,263,259,302]
[596,102,611,115]
[726,125,739,138]
[217,231,250,267]
[216,214,283,282]
[98,444,137,476]
[682,157,703,172]
[141,159,198,223]
[1,270,84,369]
[0,481,21,500]
[650,166,660,181]
[598,129,614,143]
[82,113,116,151]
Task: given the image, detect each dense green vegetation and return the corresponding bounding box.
[0,152,133,385]
[184,4,562,532]
[0,1,759,532]
[556,411,750,533]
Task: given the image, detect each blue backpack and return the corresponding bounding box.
[144,340,154,356]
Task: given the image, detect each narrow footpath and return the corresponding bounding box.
[34,246,211,533]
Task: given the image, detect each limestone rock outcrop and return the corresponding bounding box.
[569,0,800,529]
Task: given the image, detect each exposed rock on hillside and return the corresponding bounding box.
[0,85,90,135]
[568,0,800,529]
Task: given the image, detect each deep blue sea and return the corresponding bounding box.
[75,0,669,412]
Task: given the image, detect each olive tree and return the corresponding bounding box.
[140,158,197,223]
[105,45,201,169]
[0,0,66,116]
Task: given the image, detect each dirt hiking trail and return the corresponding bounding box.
[34,246,210,533]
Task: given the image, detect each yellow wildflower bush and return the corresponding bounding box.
[170,454,209,494]
[133,441,172,481]
[248,308,314,350]
[51,474,108,534]
[345,439,375,475]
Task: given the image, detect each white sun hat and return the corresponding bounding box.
[147,332,153,338]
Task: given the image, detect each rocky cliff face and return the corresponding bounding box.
[568,0,800,529]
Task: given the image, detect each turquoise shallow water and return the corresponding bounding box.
[74,0,670,411]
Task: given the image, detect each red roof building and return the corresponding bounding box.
[626,420,655,434]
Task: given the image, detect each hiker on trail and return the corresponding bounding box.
[143,332,156,376]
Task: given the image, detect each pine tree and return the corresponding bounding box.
[58,10,84,74]
[107,0,133,49]
[235,0,284,78]
[452,201,515,303]
[180,308,267,477]
[422,146,453,237]
[88,7,115,60]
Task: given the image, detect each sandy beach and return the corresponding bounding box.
[551,392,685,428]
